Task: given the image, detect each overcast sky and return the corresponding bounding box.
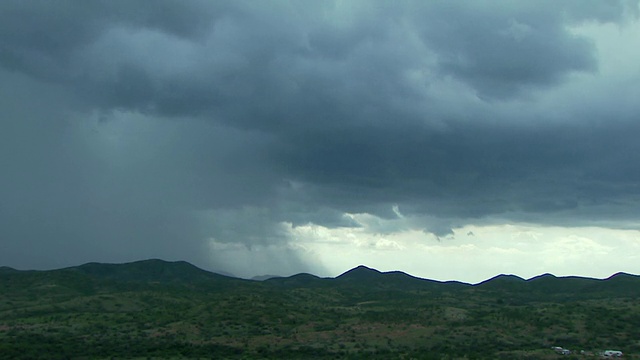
[2,1,640,283]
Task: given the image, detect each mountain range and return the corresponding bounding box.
[0,259,640,286]
[1,259,639,359]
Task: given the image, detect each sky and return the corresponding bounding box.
[2,1,640,283]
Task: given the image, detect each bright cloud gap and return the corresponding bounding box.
[207,208,640,284]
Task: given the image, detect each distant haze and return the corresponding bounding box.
[2,1,640,283]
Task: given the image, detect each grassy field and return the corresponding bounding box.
[1,260,639,359]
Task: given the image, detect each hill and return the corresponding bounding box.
[0,266,16,272]
[70,258,236,285]
[1,260,639,359]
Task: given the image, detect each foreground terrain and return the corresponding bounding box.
[1,259,639,359]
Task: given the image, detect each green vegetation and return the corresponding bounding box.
[1,260,639,359]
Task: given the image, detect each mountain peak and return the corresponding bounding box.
[264,272,326,288]
[527,273,557,282]
[476,273,525,286]
[493,274,525,281]
[252,274,282,281]
[337,265,382,280]
[607,272,636,279]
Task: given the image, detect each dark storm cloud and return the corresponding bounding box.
[1,0,639,272]
[406,1,628,98]
[3,0,621,118]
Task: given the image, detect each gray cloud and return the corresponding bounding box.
[1,1,640,274]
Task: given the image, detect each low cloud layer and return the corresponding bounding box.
[2,1,640,278]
